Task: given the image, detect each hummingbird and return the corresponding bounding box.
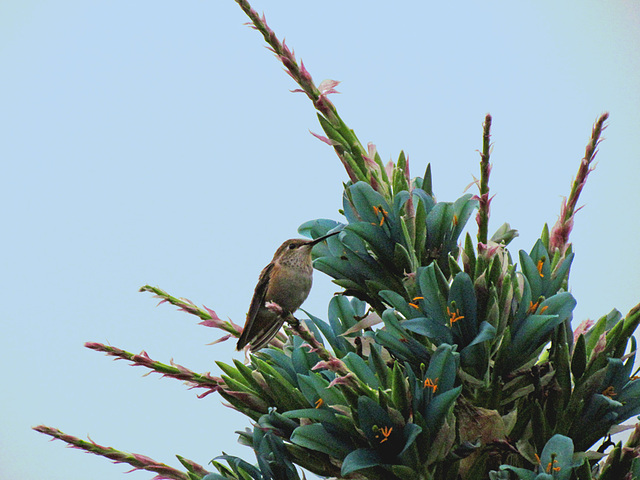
[236,230,341,351]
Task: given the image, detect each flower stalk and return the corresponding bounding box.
[233,0,397,196]
[476,113,492,247]
[233,0,335,121]
[549,112,609,255]
[84,342,223,398]
[283,312,375,395]
[139,285,243,342]
[32,426,199,480]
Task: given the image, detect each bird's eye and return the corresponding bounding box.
[288,243,296,249]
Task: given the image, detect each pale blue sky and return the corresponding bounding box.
[1,1,639,479]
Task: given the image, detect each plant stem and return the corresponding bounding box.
[139,284,242,337]
[33,426,196,480]
[549,112,609,254]
[85,342,223,398]
[232,0,377,190]
[283,313,377,396]
[477,113,492,246]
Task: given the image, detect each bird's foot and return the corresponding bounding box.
[284,312,300,328]
[265,301,285,316]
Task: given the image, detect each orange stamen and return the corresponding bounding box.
[409,297,424,310]
[528,301,549,315]
[373,205,389,227]
[315,398,324,408]
[546,459,560,473]
[424,377,438,393]
[537,259,545,277]
[378,426,393,444]
[602,386,617,398]
[447,306,464,326]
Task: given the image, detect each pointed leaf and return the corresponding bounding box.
[425,344,459,394]
[349,182,392,225]
[297,372,347,407]
[290,423,352,458]
[449,272,478,343]
[402,317,453,345]
[343,352,380,389]
[341,449,383,476]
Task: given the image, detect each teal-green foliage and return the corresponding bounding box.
[211,166,640,479]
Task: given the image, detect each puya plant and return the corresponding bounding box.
[35,1,640,479]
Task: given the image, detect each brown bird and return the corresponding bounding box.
[236,231,340,351]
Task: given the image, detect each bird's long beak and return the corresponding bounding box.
[306,229,341,246]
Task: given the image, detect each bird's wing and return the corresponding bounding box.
[236,261,273,350]
[247,314,285,351]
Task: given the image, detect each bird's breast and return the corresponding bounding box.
[266,263,313,313]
